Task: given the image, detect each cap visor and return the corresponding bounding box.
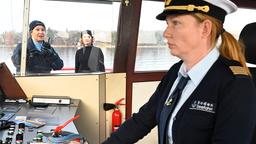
[156,10,195,20]
[156,11,168,20]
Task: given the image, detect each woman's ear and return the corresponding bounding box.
[201,19,212,38]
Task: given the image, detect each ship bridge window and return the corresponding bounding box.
[0,0,24,74]
[135,1,180,72]
[135,1,256,72]
[224,8,256,39]
[1,0,120,75]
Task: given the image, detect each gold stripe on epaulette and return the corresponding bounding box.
[229,66,248,75]
[165,5,210,13]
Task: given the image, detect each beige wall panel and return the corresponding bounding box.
[132,81,160,144]
[16,74,101,144]
[98,74,106,143]
[15,73,126,144]
[105,73,126,140]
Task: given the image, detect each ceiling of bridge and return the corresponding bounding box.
[45,0,121,3]
[232,0,256,9]
[45,0,256,9]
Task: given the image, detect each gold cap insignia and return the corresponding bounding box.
[165,5,210,13]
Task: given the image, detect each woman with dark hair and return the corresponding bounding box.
[75,30,105,73]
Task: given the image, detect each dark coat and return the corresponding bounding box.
[102,56,256,144]
[11,38,63,74]
[75,46,105,73]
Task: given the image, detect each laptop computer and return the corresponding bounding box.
[0,62,27,101]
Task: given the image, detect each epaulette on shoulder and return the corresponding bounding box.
[220,56,249,76]
[229,66,248,76]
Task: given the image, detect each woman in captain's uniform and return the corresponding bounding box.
[102,0,256,144]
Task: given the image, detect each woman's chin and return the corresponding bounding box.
[169,49,177,56]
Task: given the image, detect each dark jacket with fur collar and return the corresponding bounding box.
[12,37,63,74]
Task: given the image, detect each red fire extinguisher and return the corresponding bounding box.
[112,107,122,132]
[103,98,125,132]
[112,98,125,132]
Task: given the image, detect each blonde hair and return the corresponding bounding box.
[192,13,251,76]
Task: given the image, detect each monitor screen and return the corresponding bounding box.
[0,62,27,100]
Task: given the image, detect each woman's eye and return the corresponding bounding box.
[173,20,180,26]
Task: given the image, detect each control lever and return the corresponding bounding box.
[52,115,80,137]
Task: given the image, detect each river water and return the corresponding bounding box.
[0,46,180,73]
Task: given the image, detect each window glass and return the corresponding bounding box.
[1,0,119,75]
[135,1,256,72]
[0,0,24,73]
[28,0,120,73]
[135,1,180,72]
[225,8,256,39]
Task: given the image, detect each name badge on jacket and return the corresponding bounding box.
[189,100,216,113]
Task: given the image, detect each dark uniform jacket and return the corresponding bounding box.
[11,37,63,73]
[102,56,256,144]
[75,46,105,73]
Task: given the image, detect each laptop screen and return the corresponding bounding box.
[0,63,27,100]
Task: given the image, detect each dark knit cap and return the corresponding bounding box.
[29,20,45,31]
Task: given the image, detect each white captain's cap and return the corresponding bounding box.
[156,0,237,23]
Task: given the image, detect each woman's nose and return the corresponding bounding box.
[163,26,172,39]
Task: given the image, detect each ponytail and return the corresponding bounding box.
[219,31,250,76]
[193,13,251,76]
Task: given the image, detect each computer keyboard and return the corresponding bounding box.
[0,112,15,121]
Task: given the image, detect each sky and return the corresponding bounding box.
[0,0,23,33]
[0,0,256,37]
[0,0,120,33]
